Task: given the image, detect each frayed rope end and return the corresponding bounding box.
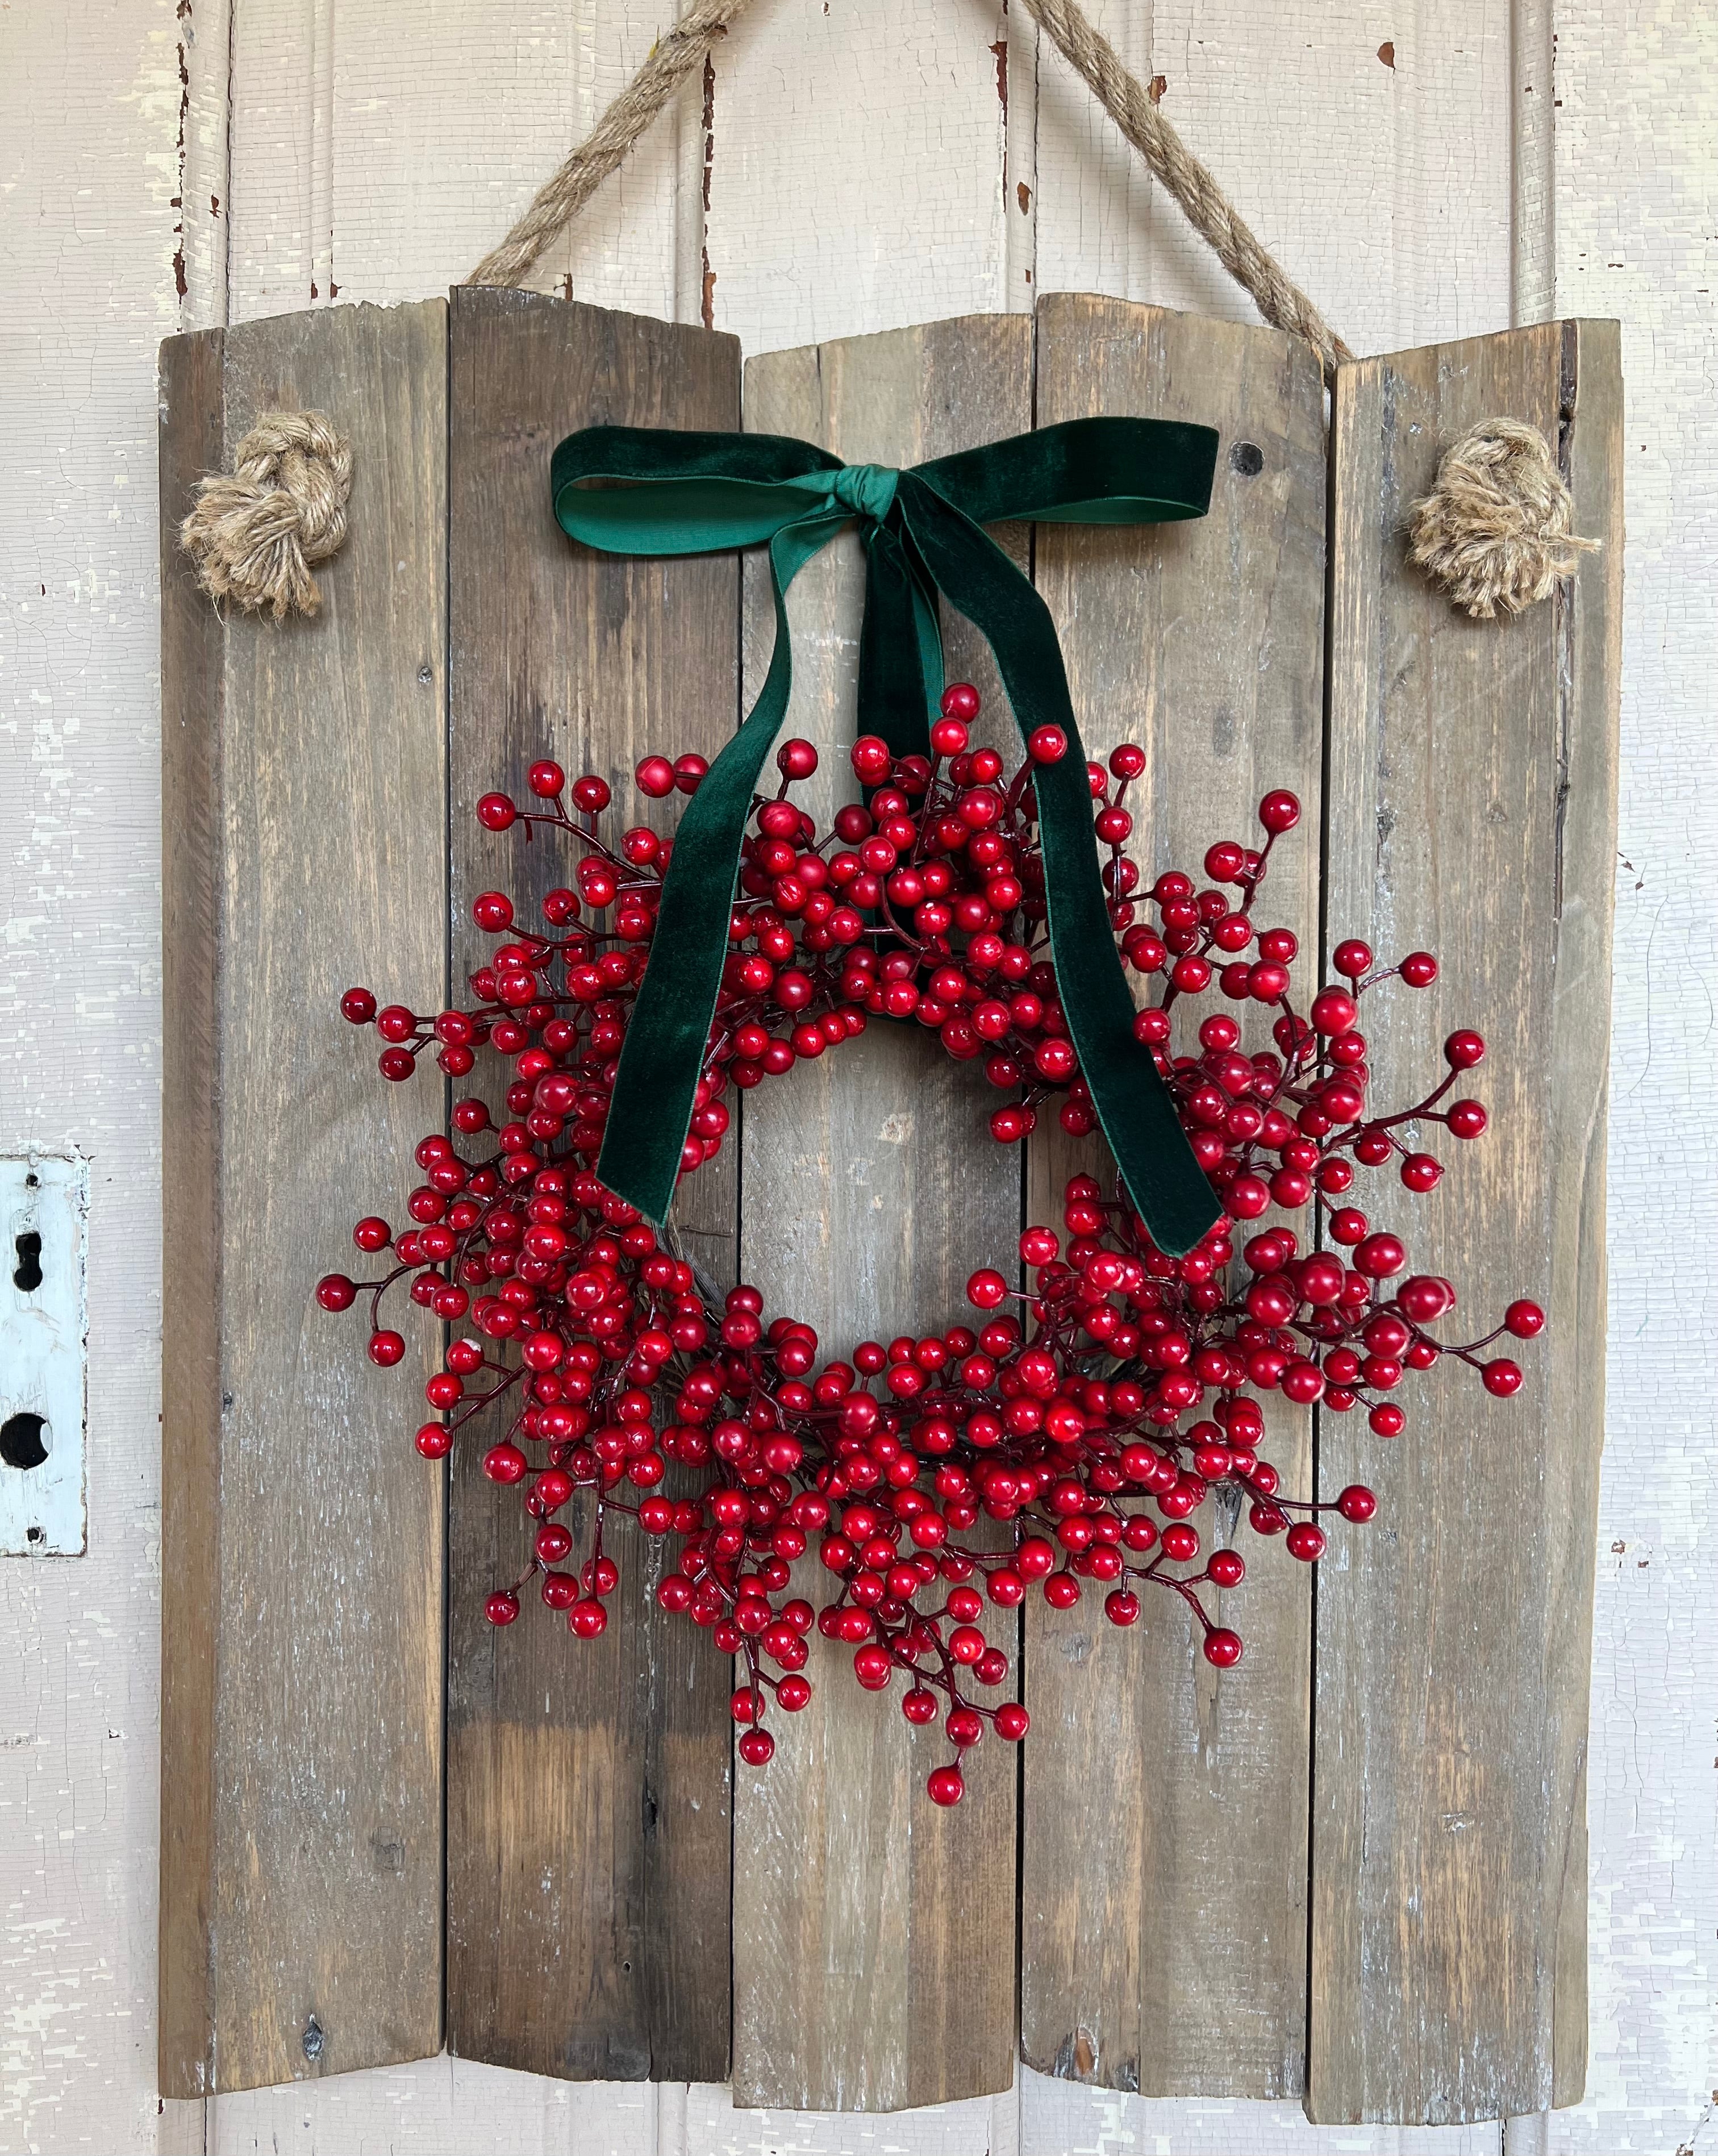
[179,410,353,623]
[1407,417,1598,621]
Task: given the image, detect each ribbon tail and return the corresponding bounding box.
[897,479,1222,1257]
[857,523,940,761]
[597,524,828,1224]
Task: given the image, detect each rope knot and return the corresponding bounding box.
[830,462,900,524]
[1407,418,1598,620]
[179,411,355,622]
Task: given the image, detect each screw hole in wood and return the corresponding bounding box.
[12,1232,42,1292]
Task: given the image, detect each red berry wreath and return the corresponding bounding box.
[319,683,1541,1807]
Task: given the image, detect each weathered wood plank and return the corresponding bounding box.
[160,299,449,2093]
[1018,293,1327,2099]
[159,321,228,2103]
[1309,320,1621,2125]
[729,318,1031,2112]
[445,287,740,2085]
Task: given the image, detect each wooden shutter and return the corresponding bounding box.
[160,295,1620,2122]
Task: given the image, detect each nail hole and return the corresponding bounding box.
[302,2016,325,2061]
[26,1526,43,1544]
[1,1414,49,1470]
[24,1174,37,1190]
[12,1233,42,1293]
[1229,441,1264,478]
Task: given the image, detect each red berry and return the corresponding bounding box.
[738,1728,775,1767]
[528,759,565,798]
[476,791,516,830]
[1444,1029,1486,1070]
[1448,1098,1488,1140]
[316,1273,357,1311]
[368,1329,405,1367]
[1285,1521,1327,1562]
[1482,1357,1523,1397]
[1310,988,1358,1035]
[1504,1299,1545,1338]
[1333,939,1374,979]
[1398,1275,1454,1323]
[940,682,981,721]
[485,1591,520,1627]
[1258,789,1300,833]
[966,1269,1008,1310]
[1354,1232,1407,1279]
[1203,1627,1244,1667]
[340,987,377,1024]
[1337,1484,1377,1522]
[1028,724,1068,764]
[1400,1152,1443,1193]
[926,1766,965,1806]
[1400,950,1438,987]
[850,735,893,783]
[635,754,675,797]
[778,737,819,780]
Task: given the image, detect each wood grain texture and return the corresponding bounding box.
[728,318,1031,2113]
[160,299,450,2095]
[445,287,741,2086]
[1018,293,1327,2100]
[1308,321,1621,2126]
[159,321,228,2101]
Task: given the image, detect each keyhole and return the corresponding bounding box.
[1,1414,49,1470]
[13,1232,42,1292]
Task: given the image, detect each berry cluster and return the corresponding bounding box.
[320,686,1541,1805]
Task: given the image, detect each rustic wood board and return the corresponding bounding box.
[445,287,740,2085]
[159,299,449,2094]
[1309,320,1621,2125]
[1018,294,1327,2099]
[159,320,228,2101]
[728,318,1031,2112]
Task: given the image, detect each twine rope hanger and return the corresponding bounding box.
[178,0,1595,620]
[466,0,1356,374]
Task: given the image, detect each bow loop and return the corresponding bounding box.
[550,414,1224,1255]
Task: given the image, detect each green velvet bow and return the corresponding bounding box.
[550,415,1223,1257]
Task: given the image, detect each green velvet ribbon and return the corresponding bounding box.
[551,415,1223,1257]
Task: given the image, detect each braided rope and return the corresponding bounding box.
[1018,0,1354,374]
[465,0,1350,377]
[468,0,752,292]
